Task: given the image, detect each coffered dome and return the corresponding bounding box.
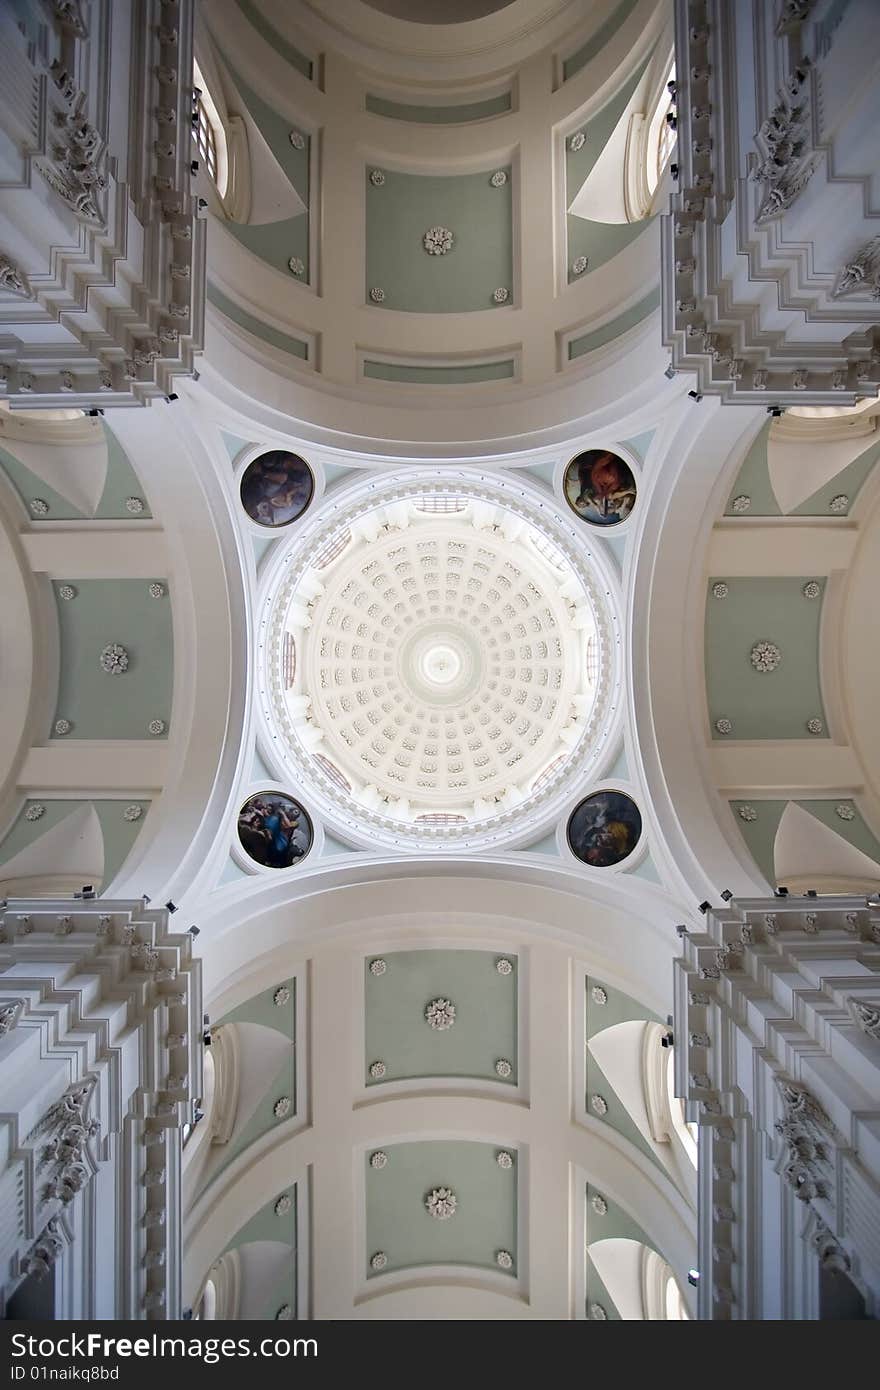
[259,471,621,850]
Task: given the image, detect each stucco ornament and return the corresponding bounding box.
[849,998,880,1041]
[275,1305,292,1321]
[802,581,821,599]
[273,1096,291,1119]
[25,804,46,822]
[123,804,142,822]
[370,1252,387,1271]
[369,287,385,303]
[715,718,732,735]
[591,985,608,1005]
[369,169,385,187]
[571,255,588,275]
[274,1194,292,1216]
[30,498,50,516]
[149,582,165,598]
[829,494,849,514]
[0,253,28,296]
[288,130,306,150]
[712,582,729,599]
[750,641,780,673]
[59,585,77,601]
[369,1061,386,1079]
[148,719,166,736]
[54,719,72,736]
[490,170,508,187]
[125,496,145,514]
[738,804,758,822]
[569,131,586,152]
[731,495,751,513]
[496,958,513,976]
[496,1250,514,1270]
[590,1093,608,1116]
[806,718,823,735]
[493,287,509,303]
[423,226,454,256]
[591,1194,608,1216]
[835,803,855,821]
[273,986,291,1006]
[369,959,387,977]
[370,1151,388,1169]
[288,256,305,277]
[589,1302,607,1319]
[100,643,129,675]
[425,1187,457,1220]
[495,1058,513,1079]
[496,1151,513,1169]
[425,997,456,1030]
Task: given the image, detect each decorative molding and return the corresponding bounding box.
[590,985,608,1005]
[30,499,50,516]
[274,1194,292,1216]
[125,497,145,515]
[369,1061,386,1079]
[369,169,385,187]
[494,1058,512,1079]
[148,720,166,736]
[370,1251,387,1271]
[273,986,291,1006]
[369,959,387,977]
[590,1093,608,1116]
[590,1193,608,1215]
[425,998,455,1030]
[490,170,508,187]
[369,287,385,303]
[571,255,589,275]
[288,130,306,151]
[425,1187,457,1221]
[848,998,880,1042]
[59,585,77,601]
[715,718,732,735]
[423,227,454,256]
[0,1000,24,1036]
[0,253,29,298]
[288,257,305,277]
[829,495,849,515]
[495,1249,514,1270]
[712,583,729,599]
[495,958,513,976]
[54,719,72,736]
[370,1151,388,1170]
[273,1096,291,1119]
[833,237,880,301]
[835,804,855,821]
[806,718,823,735]
[730,496,751,514]
[25,804,45,821]
[750,642,781,673]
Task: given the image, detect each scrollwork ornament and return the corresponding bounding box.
[288,130,306,151]
[715,718,732,735]
[148,720,166,736]
[288,257,305,277]
[30,499,50,516]
[569,132,586,152]
[806,718,823,735]
[493,287,509,304]
[149,583,165,598]
[59,585,77,601]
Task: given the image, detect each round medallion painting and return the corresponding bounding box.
[240,451,314,528]
[563,449,637,527]
[238,792,313,869]
[567,790,642,868]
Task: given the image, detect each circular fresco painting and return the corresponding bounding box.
[240,451,314,528]
[563,449,637,527]
[567,789,642,868]
[238,792,313,869]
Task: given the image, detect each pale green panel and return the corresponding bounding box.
[223,1185,296,1253]
[567,286,660,358]
[602,532,627,567]
[251,535,275,570]
[235,0,313,80]
[795,800,880,866]
[585,976,661,1041]
[365,92,512,123]
[585,1257,622,1319]
[562,0,640,81]
[0,800,90,870]
[207,283,309,360]
[0,443,85,520]
[363,358,515,384]
[52,580,173,740]
[365,1141,517,1277]
[221,978,295,1040]
[566,62,647,281]
[365,167,512,313]
[566,215,651,284]
[94,801,151,889]
[364,949,517,1085]
[606,746,630,782]
[250,746,277,784]
[94,423,153,519]
[728,800,788,886]
[586,1051,661,1170]
[208,1055,295,1181]
[220,430,252,464]
[226,215,309,281]
[790,435,880,516]
[224,61,310,205]
[621,428,656,464]
[705,578,826,740]
[322,461,362,486]
[586,1183,658,1255]
[218,853,248,885]
[518,828,561,856]
[521,460,556,488]
[625,850,662,883]
[724,420,779,516]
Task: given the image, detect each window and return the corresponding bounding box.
[646,64,676,198]
[192,61,228,198]
[193,95,217,183]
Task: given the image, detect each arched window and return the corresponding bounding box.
[665,1045,698,1167]
[646,64,676,198]
[192,61,229,198]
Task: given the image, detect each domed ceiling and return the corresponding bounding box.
[259,471,620,850]
[362,0,516,20]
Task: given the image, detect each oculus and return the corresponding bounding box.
[237,792,312,869]
[563,450,637,527]
[568,789,642,867]
[240,451,314,529]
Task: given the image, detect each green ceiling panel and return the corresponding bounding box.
[723,420,779,516]
[94,424,153,519]
[235,0,313,81]
[568,287,660,358]
[585,976,661,1040]
[223,1186,297,1254]
[225,63,310,206]
[789,434,880,516]
[705,577,827,740]
[365,167,512,313]
[620,428,656,465]
[220,430,253,465]
[366,93,512,123]
[207,283,309,360]
[585,1257,622,1319]
[209,1055,295,1181]
[586,1183,659,1255]
[586,980,663,1173]
[363,358,515,384]
[586,1051,660,1170]
[0,798,151,893]
[365,1140,517,1277]
[94,800,152,888]
[221,977,296,1040]
[794,800,880,865]
[364,949,517,1086]
[562,0,641,82]
[566,215,653,284]
[226,215,309,282]
[728,800,788,886]
[52,580,173,740]
[0,443,84,521]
